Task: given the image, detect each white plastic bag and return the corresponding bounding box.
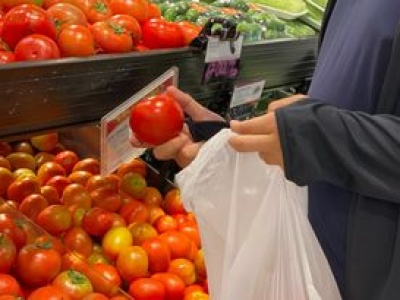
[175,129,341,300]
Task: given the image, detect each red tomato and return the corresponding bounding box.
[14,34,60,61]
[16,242,62,287]
[53,270,93,299]
[129,93,184,145]
[0,213,27,249]
[176,21,201,46]
[72,158,100,175]
[91,21,132,53]
[0,51,14,63]
[151,273,185,300]
[86,263,121,297]
[1,0,44,8]
[87,0,112,23]
[62,183,92,209]
[147,2,161,19]
[18,193,48,221]
[46,3,88,31]
[63,226,94,257]
[53,150,80,174]
[108,14,141,44]
[0,233,16,273]
[81,207,113,237]
[115,246,149,283]
[58,24,95,57]
[128,278,165,300]
[27,285,72,300]
[141,18,184,50]
[46,175,71,197]
[2,4,57,49]
[108,0,148,23]
[0,274,22,296]
[141,237,171,273]
[36,204,72,236]
[91,187,122,212]
[61,0,93,16]
[159,231,192,259]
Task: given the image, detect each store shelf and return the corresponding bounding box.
[0,36,317,141]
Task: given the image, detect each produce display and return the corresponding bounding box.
[0,132,209,299]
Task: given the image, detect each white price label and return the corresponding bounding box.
[230,80,266,108]
[100,67,179,176]
[205,36,243,63]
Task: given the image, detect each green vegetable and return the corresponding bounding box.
[248,0,307,13]
[285,20,316,37]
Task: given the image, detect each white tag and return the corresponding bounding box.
[230,80,266,108]
[100,67,179,176]
[205,36,243,63]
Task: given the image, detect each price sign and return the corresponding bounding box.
[202,35,243,84]
[100,67,178,176]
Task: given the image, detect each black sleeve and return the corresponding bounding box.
[275,98,400,202]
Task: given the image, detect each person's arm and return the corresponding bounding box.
[276,98,400,202]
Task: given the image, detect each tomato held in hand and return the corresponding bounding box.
[2,4,57,49]
[14,34,60,61]
[129,93,184,145]
[141,18,184,50]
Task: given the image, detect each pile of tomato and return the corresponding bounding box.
[0,0,202,63]
[0,132,209,300]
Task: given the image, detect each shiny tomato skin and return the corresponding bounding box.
[141,18,184,50]
[108,14,141,44]
[27,285,72,300]
[2,4,57,49]
[87,0,112,23]
[58,24,95,57]
[0,274,22,296]
[14,34,60,61]
[130,93,184,145]
[0,51,14,63]
[36,204,72,236]
[91,21,132,53]
[16,242,62,287]
[63,226,94,257]
[53,269,93,299]
[108,0,148,23]
[0,213,27,249]
[128,278,165,300]
[176,21,201,46]
[81,207,113,237]
[86,263,121,297]
[151,272,186,300]
[46,3,88,31]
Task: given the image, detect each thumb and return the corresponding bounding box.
[153,133,190,161]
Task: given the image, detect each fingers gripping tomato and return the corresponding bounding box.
[129,93,184,145]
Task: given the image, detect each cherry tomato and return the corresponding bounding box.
[14,34,60,61]
[86,263,121,297]
[2,4,57,49]
[151,272,186,300]
[0,274,22,296]
[58,24,95,57]
[0,51,14,63]
[63,226,94,257]
[142,237,171,273]
[0,213,27,249]
[27,285,72,300]
[128,278,165,300]
[141,18,184,50]
[53,270,93,299]
[53,150,80,175]
[129,93,184,145]
[81,207,113,237]
[108,14,141,45]
[91,20,132,53]
[46,3,88,31]
[0,233,16,273]
[16,242,62,287]
[108,0,148,23]
[36,204,72,236]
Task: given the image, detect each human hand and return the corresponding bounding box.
[229,112,283,168]
[130,86,225,167]
[267,94,307,112]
